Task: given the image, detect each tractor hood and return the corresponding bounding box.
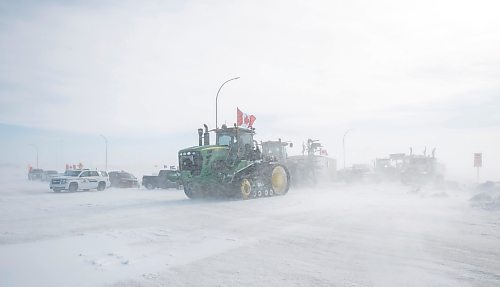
[179,145,229,153]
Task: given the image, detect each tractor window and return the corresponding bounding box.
[218,134,232,146]
[238,133,253,147]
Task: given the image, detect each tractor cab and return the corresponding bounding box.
[215,125,259,160]
[261,139,292,162]
[216,125,255,147]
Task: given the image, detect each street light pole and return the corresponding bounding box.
[29,144,39,169]
[342,129,353,169]
[100,134,108,171]
[215,77,240,129]
[58,139,63,170]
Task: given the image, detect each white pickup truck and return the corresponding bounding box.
[50,169,110,192]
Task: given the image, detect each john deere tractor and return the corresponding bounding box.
[261,139,292,162]
[177,124,290,199]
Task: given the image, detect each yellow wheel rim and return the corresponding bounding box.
[272,166,288,195]
[240,178,252,199]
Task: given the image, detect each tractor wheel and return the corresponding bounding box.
[184,184,200,199]
[270,165,290,195]
[240,178,252,200]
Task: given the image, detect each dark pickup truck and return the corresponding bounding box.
[142,170,181,190]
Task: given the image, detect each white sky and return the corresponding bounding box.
[0,0,499,181]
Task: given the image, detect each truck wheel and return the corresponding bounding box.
[146,183,154,190]
[69,182,78,192]
[97,182,106,191]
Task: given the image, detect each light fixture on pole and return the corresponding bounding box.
[215,77,240,130]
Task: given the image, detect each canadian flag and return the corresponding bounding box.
[237,108,256,128]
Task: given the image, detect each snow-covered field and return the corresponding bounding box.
[1,167,499,287]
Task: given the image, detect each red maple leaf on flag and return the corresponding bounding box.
[237,108,256,128]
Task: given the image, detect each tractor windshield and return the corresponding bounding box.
[238,133,253,147]
[263,144,281,156]
[218,134,232,146]
[216,128,254,147]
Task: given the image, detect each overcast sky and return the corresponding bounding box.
[0,0,499,180]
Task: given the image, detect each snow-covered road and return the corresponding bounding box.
[1,169,499,287]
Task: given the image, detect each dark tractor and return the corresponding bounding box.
[401,155,445,187]
[177,124,290,199]
[286,139,337,187]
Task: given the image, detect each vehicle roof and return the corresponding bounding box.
[215,126,254,133]
[109,171,131,174]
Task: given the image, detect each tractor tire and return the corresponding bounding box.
[270,165,290,196]
[184,184,200,199]
[239,178,252,200]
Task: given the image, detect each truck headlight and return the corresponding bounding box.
[61,179,67,184]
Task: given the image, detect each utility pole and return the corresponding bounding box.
[100,134,108,170]
[215,77,240,129]
[342,129,353,169]
[474,153,482,183]
[57,139,63,170]
[29,144,39,169]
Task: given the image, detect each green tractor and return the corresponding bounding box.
[177,124,290,199]
[261,139,292,163]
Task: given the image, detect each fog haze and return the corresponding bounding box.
[1,2,500,286]
[1,0,499,180]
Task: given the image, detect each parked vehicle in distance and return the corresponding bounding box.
[142,170,180,190]
[109,171,140,188]
[41,170,59,182]
[28,168,44,181]
[50,169,109,192]
[338,164,377,183]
